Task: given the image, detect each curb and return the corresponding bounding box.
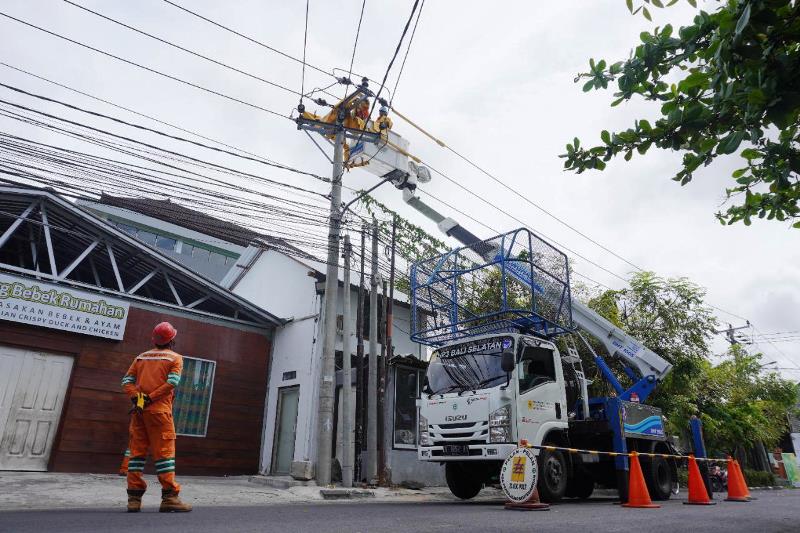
[319,489,376,500]
[248,476,315,489]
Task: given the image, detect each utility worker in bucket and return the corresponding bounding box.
[121,322,192,513]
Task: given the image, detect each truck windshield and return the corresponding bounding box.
[425,336,514,395]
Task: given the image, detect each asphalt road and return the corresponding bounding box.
[0,491,797,533]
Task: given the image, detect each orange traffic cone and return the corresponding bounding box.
[733,459,753,499]
[725,456,750,502]
[683,455,715,505]
[504,487,550,512]
[622,452,660,508]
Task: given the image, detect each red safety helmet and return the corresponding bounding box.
[152,322,177,346]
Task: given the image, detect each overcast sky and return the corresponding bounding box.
[1,0,797,376]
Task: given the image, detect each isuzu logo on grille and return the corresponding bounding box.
[445,415,467,422]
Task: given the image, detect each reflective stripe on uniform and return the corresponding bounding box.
[155,458,175,473]
[121,375,136,385]
[166,372,181,386]
[136,355,176,362]
[127,457,146,472]
[124,449,131,457]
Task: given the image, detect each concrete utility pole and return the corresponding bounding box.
[341,235,353,488]
[294,79,380,486]
[354,226,366,482]
[316,116,345,486]
[378,277,388,483]
[367,217,380,484]
[386,216,397,361]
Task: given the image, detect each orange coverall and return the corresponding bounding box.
[121,348,184,494]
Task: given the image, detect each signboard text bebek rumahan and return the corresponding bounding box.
[0,272,129,340]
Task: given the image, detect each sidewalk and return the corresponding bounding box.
[0,472,503,511]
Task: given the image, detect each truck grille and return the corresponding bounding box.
[429,421,488,445]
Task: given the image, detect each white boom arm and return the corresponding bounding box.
[349,126,672,382]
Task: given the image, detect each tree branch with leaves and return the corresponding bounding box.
[563,0,800,227]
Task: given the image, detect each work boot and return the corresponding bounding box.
[127,490,144,512]
[159,490,192,512]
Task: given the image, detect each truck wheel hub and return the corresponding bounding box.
[546,457,563,485]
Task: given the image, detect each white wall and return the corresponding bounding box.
[229,250,321,473]
[230,249,426,475]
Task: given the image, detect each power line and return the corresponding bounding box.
[390,0,425,106]
[130,0,733,319]
[161,0,390,101]
[750,324,800,370]
[368,0,419,116]
[421,161,630,283]
[333,0,420,183]
[300,0,310,101]
[0,11,290,120]
[750,330,800,338]
[0,62,325,194]
[0,82,327,182]
[0,94,328,197]
[346,0,367,86]
[4,7,757,331]
[63,1,305,98]
[162,0,335,80]
[443,144,645,272]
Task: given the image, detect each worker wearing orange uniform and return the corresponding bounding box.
[121,322,192,513]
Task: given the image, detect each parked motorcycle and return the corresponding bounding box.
[709,465,728,492]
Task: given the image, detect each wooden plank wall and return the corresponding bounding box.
[0,305,271,476]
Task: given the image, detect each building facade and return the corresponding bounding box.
[0,187,280,475]
[78,194,445,486]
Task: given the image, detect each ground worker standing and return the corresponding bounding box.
[121,322,192,513]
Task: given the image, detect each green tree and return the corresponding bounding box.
[583,272,718,428]
[356,193,448,295]
[562,0,800,227]
[581,271,798,451]
[695,344,798,454]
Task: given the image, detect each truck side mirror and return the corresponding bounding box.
[501,351,515,373]
[501,351,515,389]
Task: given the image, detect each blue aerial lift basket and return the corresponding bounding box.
[410,228,573,346]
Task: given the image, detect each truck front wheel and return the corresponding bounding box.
[537,447,568,503]
[445,462,483,500]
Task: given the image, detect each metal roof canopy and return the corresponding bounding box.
[0,186,283,328]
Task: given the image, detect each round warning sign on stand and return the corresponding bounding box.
[500,447,539,504]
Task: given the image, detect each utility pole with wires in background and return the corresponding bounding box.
[716,321,752,345]
[295,79,381,486]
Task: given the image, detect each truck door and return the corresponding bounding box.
[515,342,566,445]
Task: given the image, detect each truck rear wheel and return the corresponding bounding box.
[445,462,483,500]
[641,455,673,501]
[537,447,568,503]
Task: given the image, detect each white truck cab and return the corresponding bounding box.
[418,333,581,500]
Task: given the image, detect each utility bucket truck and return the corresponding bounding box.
[295,91,680,502]
[409,229,679,502]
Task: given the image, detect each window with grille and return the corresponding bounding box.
[173,356,216,437]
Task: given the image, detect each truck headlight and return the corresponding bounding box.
[418,415,431,446]
[490,426,511,443]
[489,405,511,443]
[489,405,511,427]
